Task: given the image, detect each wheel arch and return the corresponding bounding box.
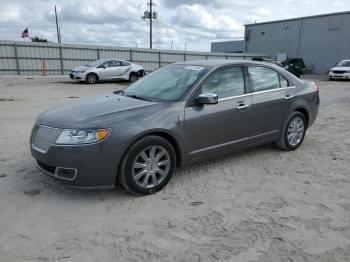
[294,107,310,128]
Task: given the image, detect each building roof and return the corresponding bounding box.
[245,10,350,26]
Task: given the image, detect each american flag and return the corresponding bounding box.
[21,28,29,38]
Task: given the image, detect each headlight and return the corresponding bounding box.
[55,128,110,145]
[80,70,86,73]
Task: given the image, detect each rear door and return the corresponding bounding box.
[248,66,293,139]
[184,66,252,160]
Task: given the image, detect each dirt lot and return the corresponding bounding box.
[0,75,349,262]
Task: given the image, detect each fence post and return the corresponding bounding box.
[130,49,133,62]
[97,48,100,59]
[183,53,186,61]
[13,43,20,75]
[58,44,64,75]
[225,54,228,60]
[205,54,208,60]
[158,52,161,68]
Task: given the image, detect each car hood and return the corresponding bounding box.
[72,65,91,72]
[37,93,158,129]
[331,66,350,71]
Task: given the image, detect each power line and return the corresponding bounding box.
[154,20,243,40]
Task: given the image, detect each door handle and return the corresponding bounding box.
[284,95,294,100]
[237,104,249,110]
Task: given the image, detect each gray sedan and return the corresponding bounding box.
[31,60,319,195]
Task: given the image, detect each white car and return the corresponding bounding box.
[329,60,350,80]
[70,59,144,84]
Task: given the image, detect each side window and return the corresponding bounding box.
[107,60,121,67]
[248,66,280,92]
[121,61,131,66]
[279,75,289,88]
[201,67,245,99]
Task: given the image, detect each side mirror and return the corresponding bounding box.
[196,93,218,105]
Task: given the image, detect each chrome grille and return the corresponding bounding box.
[31,125,62,153]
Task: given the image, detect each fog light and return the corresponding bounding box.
[55,167,77,180]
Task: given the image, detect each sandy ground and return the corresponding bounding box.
[0,75,349,262]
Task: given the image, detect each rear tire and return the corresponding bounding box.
[85,73,98,84]
[118,135,176,195]
[275,111,307,151]
[129,72,138,83]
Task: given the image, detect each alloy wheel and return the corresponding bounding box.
[132,146,171,189]
[287,116,305,146]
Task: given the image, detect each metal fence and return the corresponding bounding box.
[0,40,268,76]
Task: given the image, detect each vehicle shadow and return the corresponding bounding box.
[21,143,279,201]
[51,80,131,86]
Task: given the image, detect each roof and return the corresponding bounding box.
[175,59,274,67]
[245,10,350,26]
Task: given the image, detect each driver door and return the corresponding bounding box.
[184,66,252,160]
[98,60,121,79]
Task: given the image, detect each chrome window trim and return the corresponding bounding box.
[217,86,296,102]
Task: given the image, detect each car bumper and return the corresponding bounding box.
[30,138,125,188]
[329,72,350,79]
[69,72,85,80]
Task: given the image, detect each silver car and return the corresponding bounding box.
[69,59,144,84]
[32,60,319,195]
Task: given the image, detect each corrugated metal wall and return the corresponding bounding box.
[245,12,350,74]
[0,40,267,76]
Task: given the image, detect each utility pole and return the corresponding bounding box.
[54,6,60,43]
[184,42,187,52]
[142,1,157,49]
[149,0,153,49]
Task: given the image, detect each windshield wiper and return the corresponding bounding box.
[126,94,150,101]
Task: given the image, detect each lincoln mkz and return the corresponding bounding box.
[31,60,320,195]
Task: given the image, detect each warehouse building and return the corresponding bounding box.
[211,40,245,53]
[244,11,350,74]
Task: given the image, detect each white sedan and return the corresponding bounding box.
[329,60,350,80]
[70,59,144,84]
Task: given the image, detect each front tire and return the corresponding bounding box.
[118,135,176,195]
[85,73,98,84]
[129,72,138,83]
[275,112,307,151]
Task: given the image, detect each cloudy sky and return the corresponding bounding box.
[0,0,347,51]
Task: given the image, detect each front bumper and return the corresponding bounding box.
[329,72,350,79]
[31,138,125,188]
[69,72,85,80]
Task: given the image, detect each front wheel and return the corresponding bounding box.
[275,112,307,151]
[85,73,98,84]
[129,72,139,83]
[118,136,176,195]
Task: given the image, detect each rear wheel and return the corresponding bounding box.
[275,111,306,151]
[118,135,176,195]
[129,72,138,83]
[85,73,98,84]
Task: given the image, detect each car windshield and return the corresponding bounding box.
[85,59,107,67]
[336,60,350,67]
[123,64,209,101]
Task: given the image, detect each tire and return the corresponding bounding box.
[129,72,138,83]
[85,73,98,84]
[118,135,176,195]
[275,111,307,151]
